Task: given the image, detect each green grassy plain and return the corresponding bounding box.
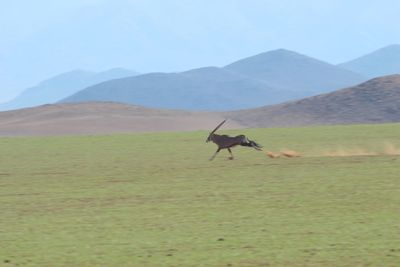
[1,123,400,266]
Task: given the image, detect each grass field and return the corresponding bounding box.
[1,123,400,266]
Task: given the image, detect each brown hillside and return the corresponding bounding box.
[228,75,400,127]
[0,102,242,136]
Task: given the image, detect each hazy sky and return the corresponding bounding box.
[1,0,400,102]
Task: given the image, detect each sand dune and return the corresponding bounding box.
[0,102,243,136]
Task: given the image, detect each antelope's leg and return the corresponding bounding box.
[227,148,234,160]
[209,148,221,161]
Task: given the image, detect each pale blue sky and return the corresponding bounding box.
[1,0,400,102]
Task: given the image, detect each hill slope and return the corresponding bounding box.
[60,49,366,111]
[339,44,400,78]
[0,68,138,111]
[0,102,241,136]
[228,75,400,127]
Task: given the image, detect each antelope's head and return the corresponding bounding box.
[206,133,213,143]
[206,120,226,143]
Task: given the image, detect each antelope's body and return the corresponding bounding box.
[206,120,262,160]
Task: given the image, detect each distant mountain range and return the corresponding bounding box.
[339,44,400,78]
[2,43,400,132]
[60,49,366,111]
[61,67,286,111]
[227,74,400,127]
[2,74,400,136]
[225,49,365,95]
[0,68,138,111]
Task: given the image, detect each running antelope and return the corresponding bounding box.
[206,120,262,160]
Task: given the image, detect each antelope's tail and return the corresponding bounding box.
[250,140,263,151]
[241,139,263,151]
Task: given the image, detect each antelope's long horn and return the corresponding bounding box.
[209,119,227,134]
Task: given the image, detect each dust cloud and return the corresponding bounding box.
[265,142,400,159]
[320,142,400,157]
[266,150,301,158]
